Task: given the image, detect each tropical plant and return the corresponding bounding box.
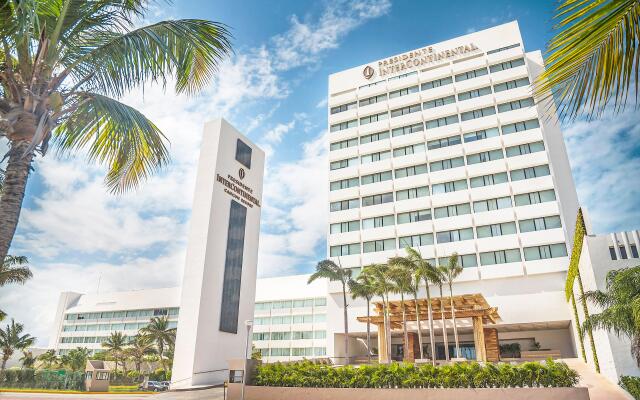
[534,0,640,121]
[60,347,90,372]
[140,316,176,371]
[308,260,352,364]
[37,349,58,369]
[0,0,233,264]
[620,375,640,400]
[0,318,35,373]
[19,350,35,368]
[0,255,32,319]
[581,265,640,366]
[125,334,156,374]
[435,270,449,361]
[387,257,413,360]
[439,254,463,359]
[102,331,126,373]
[348,273,377,362]
[362,263,394,363]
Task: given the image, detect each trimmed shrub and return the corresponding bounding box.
[620,376,640,399]
[0,369,84,390]
[254,359,579,389]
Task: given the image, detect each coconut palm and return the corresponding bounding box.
[126,334,156,374]
[308,260,352,364]
[534,0,640,120]
[581,265,640,365]
[362,263,394,363]
[439,254,464,359]
[0,256,33,317]
[19,350,36,368]
[37,349,58,369]
[0,1,233,263]
[0,318,35,373]
[348,273,377,362]
[387,257,413,360]
[434,271,449,361]
[61,347,90,372]
[407,247,439,364]
[102,331,126,373]
[140,316,176,372]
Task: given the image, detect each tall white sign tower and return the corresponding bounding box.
[171,118,265,389]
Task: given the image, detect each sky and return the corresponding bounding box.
[2,0,639,346]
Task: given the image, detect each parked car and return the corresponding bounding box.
[138,381,167,391]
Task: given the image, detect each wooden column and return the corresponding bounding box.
[484,328,499,362]
[472,316,487,362]
[404,332,419,362]
[376,323,388,364]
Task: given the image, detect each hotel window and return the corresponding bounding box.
[270,348,290,356]
[510,164,551,181]
[455,67,488,82]
[390,103,422,118]
[313,314,327,323]
[470,172,508,188]
[463,127,499,143]
[272,301,293,309]
[361,150,391,164]
[421,76,453,90]
[519,215,562,233]
[388,71,417,81]
[292,331,313,340]
[124,323,137,330]
[466,149,504,165]
[395,164,428,178]
[399,233,434,248]
[254,317,270,325]
[486,43,520,55]
[363,238,396,253]
[395,186,429,201]
[473,196,512,212]
[330,119,357,132]
[314,330,327,339]
[477,222,517,238]
[434,203,471,218]
[423,95,455,109]
[632,244,640,258]
[392,122,424,137]
[480,249,522,265]
[498,97,534,112]
[235,139,252,169]
[393,143,425,157]
[489,57,526,73]
[330,157,358,170]
[502,118,540,135]
[425,114,459,129]
[432,179,467,194]
[292,299,314,308]
[458,86,492,101]
[389,85,419,99]
[514,189,556,206]
[330,243,360,256]
[314,347,327,356]
[362,192,393,206]
[330,137,358,151]
[111,323,124,330]
[359,94,387,107]
[330,101,357,114]
[360,111,389,125]
[461,106,496,121]
[330,198,359,212]
[524,243,568,261]
[494,77,530,93]
[436,228,474,243]
[360,130,390,144]
[314,297,327,306]
[362,215,394,229]
[359,80,385,89]
[291,348,313,357]
[292,315,313,323]
[255,302,271,311]
[361,170,392,185]
[429,156,464,172]
[427,135,461,150]
[330,220,360,234]
[98,324,110,331]
[506,141,545,157]
[330,177,359,191]
[253,332,269,341]
[397,209,432,224]
[438,254,478,268]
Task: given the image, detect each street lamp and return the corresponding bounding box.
[242,319,253,400]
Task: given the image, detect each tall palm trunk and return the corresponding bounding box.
[412,293,424,360]
[438,285,449,361]
[158,342,165,371]
[577,272,600,372]
[448,282,460,358]
[341,281,349,365]
[424,284,436,365]
[399,292,408,360]
[0,141,34,262]
[365,298,371,363]
[384,294,392,363]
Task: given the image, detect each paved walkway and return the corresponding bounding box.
[563,358,633,400]
[0,394,152,400]
[155,388,224,399]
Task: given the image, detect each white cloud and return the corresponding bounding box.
[264,120,296,144]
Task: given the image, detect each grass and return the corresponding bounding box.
[0,386,154,394]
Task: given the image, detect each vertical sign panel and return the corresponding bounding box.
[219,200,248,333]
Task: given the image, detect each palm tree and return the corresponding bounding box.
[534,0,640,120]
[19,350,36,368]
[140,316,176,372]
[435,270,449,361]
[37,349,58,369]
[61,347,90,372]
[0,1,233,263]
[387,257,413,360]
[0,255,32,318]
[0,319,35,373]
[102,331,126,373]
[348,273,377,362]
[308,260,352,364]
[439,254,464,359]
[362,263,394,363]
[581,265,640,365]
[126,334,156,374]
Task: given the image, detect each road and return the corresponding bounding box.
[0,388,225,400]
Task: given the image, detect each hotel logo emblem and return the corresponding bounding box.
[238,168,246,180]
[363,65,374,79]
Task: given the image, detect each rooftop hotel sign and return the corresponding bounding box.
[363,43,480,79]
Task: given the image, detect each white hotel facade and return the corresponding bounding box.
[48,22,640,383]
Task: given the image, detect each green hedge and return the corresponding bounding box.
[0,369,84,390]
[620,376,640,399]
[254,359,579,389]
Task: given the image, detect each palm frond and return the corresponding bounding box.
[535,0,640,120]
[55,92,169,193]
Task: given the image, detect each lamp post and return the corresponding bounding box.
[242,319,253,400]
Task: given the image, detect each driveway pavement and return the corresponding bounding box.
[0,388,225,400]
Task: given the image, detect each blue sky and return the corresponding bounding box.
[3,0,639,345]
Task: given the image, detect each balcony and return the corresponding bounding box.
[525,257,569,275]
[502,128,543,148]
[519,229,567,248]
[359,180,394,197]
[466,158,507,178]
[328,90,357,108]
[506,151,550,171]
[327,231,360,247]
[387,92,421,111]
[394,197,431,213]
[472,208,516,227]
[476,235,520,253]
[358,118,390,136]
[480,261,524,280]
[360,226,396,242]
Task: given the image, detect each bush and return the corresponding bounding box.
[149,368,170,381]
[620,376,640,399]
[0,369,84,390]
[254,359,579,389]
